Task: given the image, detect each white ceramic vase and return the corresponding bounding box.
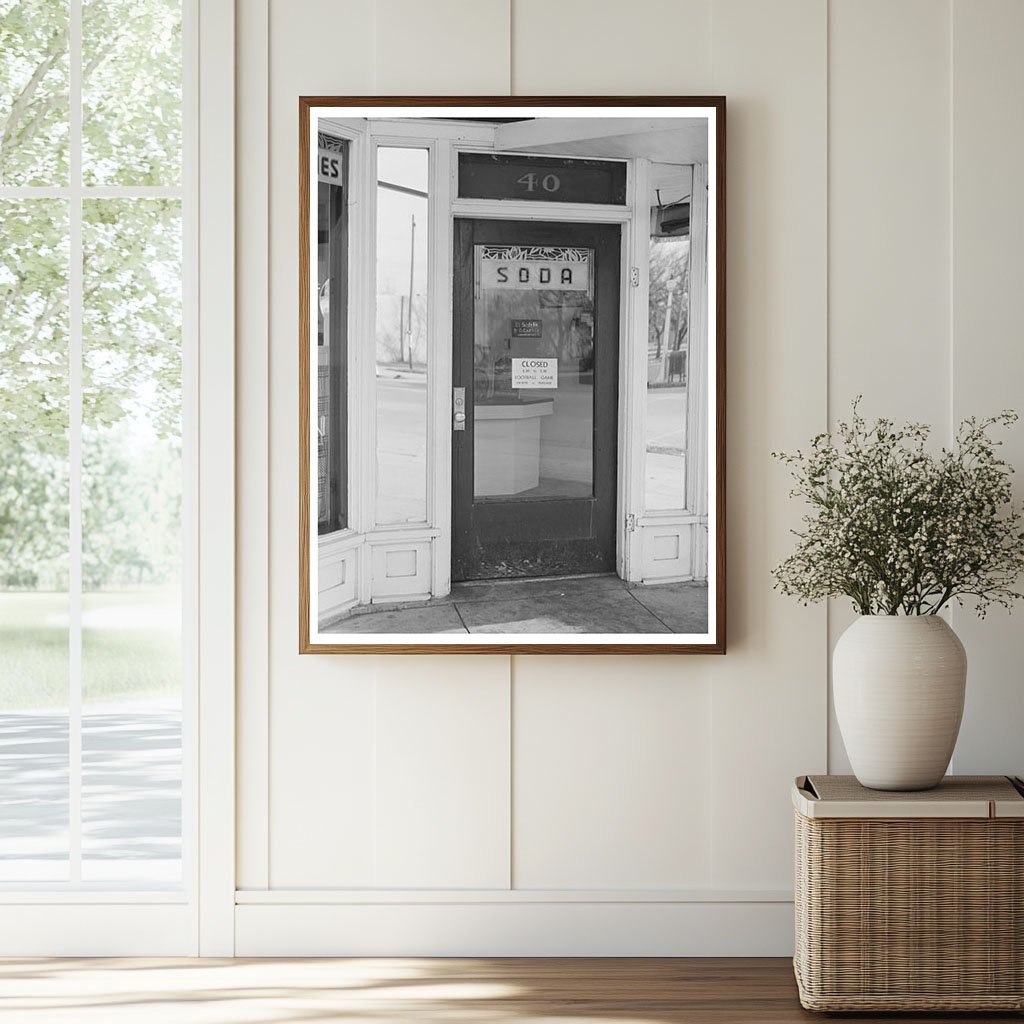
[833,615,967,791]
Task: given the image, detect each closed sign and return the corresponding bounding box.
[481,260,588,291]
[512,358,557,388]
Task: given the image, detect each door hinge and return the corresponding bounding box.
[625,513,638,532]
[630,266,640,287]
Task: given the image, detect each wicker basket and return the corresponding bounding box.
[793,775,1024,1012]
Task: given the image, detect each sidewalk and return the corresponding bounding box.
[323,575,708,635]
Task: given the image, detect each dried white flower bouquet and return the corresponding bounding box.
[772,401,1024,616]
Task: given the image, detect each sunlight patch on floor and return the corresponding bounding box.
[0,958,682,1024]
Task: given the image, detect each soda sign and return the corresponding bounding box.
[482,260,588,291]
[512,358,558,388]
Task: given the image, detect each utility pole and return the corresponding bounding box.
[398,294,405,364]
[407,214,416,369]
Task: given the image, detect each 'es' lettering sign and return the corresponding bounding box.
[481,260,589,291]
[318,148,343,185]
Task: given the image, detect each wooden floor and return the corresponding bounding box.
[0,957,1019,1023]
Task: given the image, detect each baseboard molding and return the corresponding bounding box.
[235,899,795,956]
[0,904,196,956]
[235,887,792,904]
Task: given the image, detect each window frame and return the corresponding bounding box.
[316,137,348,536]
[0,0,199,906]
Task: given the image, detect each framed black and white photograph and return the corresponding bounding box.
[299,97,725,653]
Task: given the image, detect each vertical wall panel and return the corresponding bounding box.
[265,0,515,890]
[270,672,377,886]
[827,0,952,773]
[512,0,712,94]
[236,0,270,893]
[950,0,1024,777]
[828,0,951,425]
[708,0,829,888]
[374,657,511,888]
[370,0,515,891]
[508,0,718,893]
[376,0,511,94]
[265,0,378,888]
[513,657,712,889]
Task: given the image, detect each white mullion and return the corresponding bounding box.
[67,0,83,885]
[179,0,199,917]
[0,186,182,199]
[0,187,69,199]
[80,186,183,198]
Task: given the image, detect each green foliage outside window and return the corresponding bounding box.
[1,1,182,592]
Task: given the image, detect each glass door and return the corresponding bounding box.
[452,219,620,581]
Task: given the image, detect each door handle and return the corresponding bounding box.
[453,387,466,431]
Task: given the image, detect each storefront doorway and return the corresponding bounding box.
[451,218,620,581]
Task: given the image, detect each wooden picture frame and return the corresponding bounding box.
[299,97,726,653]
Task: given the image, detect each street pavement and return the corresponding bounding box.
[0,701,181,884]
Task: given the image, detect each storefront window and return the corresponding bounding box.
[317,132,347,534]
[645,180,691,511]
[375,147,428,525]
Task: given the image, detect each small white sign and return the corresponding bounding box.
[512,357,558,388]
[481,260,588,291]
[318,148,343,185]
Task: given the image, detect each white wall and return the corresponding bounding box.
[234,0,1024,955]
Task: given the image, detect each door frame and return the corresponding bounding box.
[450,217,622,583]
[443,148,639,588]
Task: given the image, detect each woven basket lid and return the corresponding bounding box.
[793,774,1024,819]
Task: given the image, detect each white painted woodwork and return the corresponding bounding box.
[640,523,695,582]
[685,161,710,577]
[369,539,433,602]
[317,532,360,621]
[235,0,270,894]
[196,0,237,955]
[0,906,196,957]
[235,901,793,956]
[449,197,632,223]
[621,158,651,581]
[428,141,455,597]
[236,887,789,904]
[494,119,710,164]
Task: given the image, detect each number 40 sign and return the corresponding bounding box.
[516,171,561,194]
[458,153,628,206]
